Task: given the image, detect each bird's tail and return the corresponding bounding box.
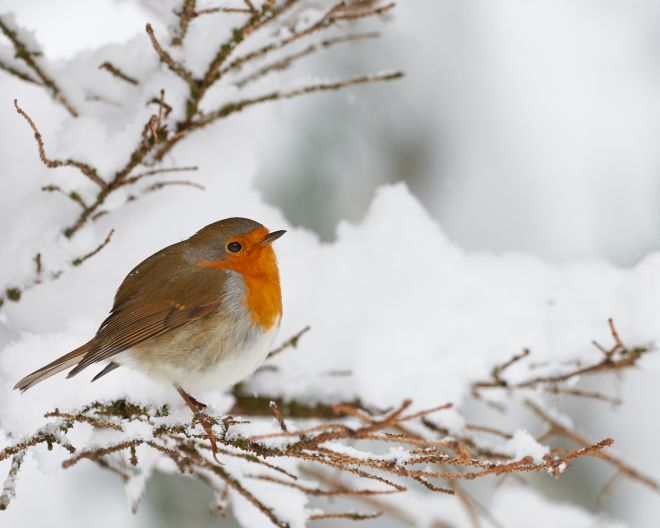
[14,341,94,392]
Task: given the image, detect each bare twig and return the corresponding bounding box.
[72,229,115,267]
[267,325,310,359]
[145,23,194,85]
[191,71,404,132]
[472,320,649,395]
[0,58,39,84]
[99,62,139,85]
[218,1,394,79]
[14,100,105,188]
[269,401,288,432]
[234,32,380,88]
[142,180,205,193]
[525,399,659,493]
[308,511,382,521]
[41,185,88,210]
[193,6,253,17]
[172,0,197,46]
[123,166,198,186]
[0,16,78,116]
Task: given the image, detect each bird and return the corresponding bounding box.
[14,217,285,458]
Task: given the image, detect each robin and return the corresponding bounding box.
[14,217,285,458]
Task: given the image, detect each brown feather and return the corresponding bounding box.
[67,243,229,377]
[14,341,94,392]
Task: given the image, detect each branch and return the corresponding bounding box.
[13,100,105,188]
[267,325,310,359]
[525,399,660,494]
[233,32,380,88]
[145,23,194,85]
[0,16,78,117]
[192,71,404,131]
[4,0,402,308]
[2,327,655,523]
[218,1,394,80]
[472,319,650,396]
[0,57,39,84]
[41,185,88,210]
[123,165,198,186]
[71,229,115,267]
[99,62,139,85]
[0,396,613,522]
[0,453,24,511]
[142,180,205,193]
[172,0,196,46]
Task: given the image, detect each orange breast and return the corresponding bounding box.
[197,228,282,330]
[240,248,282,329]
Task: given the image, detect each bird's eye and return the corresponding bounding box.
[227,242,242,253]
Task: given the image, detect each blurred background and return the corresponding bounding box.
[2,0,660,526]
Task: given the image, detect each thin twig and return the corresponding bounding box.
[193,71,405,131]
[99,62,139,85]
[0,16,78,116]
[123,166,198,186]
[269,401,288,432]
[525,399,660,493]
[71,229,115,267]
[14,100,105,188]
[143,180,205,193]
[41,185,89,210]
[308,511,382,521]
[172,0,197,46]
[145,23,194,85]
[267,325,311,359]
[0,452,25,511]
[234,32,380,88]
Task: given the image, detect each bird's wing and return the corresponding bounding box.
[68,247,230,377]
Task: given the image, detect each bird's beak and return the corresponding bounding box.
[262,230,286,245]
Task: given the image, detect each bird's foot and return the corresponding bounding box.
[175,384,221,464]
[191,412,222,464]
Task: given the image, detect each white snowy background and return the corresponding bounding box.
[1,1,660,527]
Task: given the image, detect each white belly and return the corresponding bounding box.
[172,322,279,393]
[118,313,280,394]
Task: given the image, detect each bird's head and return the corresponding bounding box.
[188,217,285,275]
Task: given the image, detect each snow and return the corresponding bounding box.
[0,2,658,528]
[503,430,549,464]
[491,485,628,528]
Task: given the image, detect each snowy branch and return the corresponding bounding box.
[1,0,401,311]
[0,14,78,116]
[0,395,614,522]
[1,323,655,524]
